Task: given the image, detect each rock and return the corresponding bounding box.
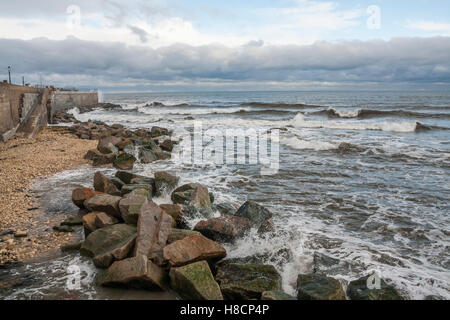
[97,136,122,154]
[171,183,201,204]
[116,138,132,151]
[154,171,179,195]
[84,149,102,160]
[92,152,116,166]
[235,201,273,228]
[80,224,137,268]
[215,261,281,300]
[261,290,296,300]
[160,139,176,152]
[141,138,162,153]
[127,188,152,200]
[163,234,226,268]
[169,261,223,300]
[155,151,171,160]
[101,255,168,291]
[61,216,83,226]
[347,274,404,300]
[313,252,353,276]
[151,126,170,138]
[194,215,251,243]
[61,242,82,252]
[130,177,156,189]
[139,148,158,164]
[134,201,174,265]
[93,172,121,196]
[160,204,183,225]
[296,274,346,300]
[82,212,100,235]
[113,153,136,170]
[121,184,153,197]
[110,177,125,190]
[53,225,74,233]
[189,186,211,211]
[115,171,139,184]
[85,194,122,219]
[214,203,237,215]
[13,231,28,238]
[95,212,119,228]
[72,187,96,209]
[257,218,275,235]
[119,195,148,225]
[167,229,201,244]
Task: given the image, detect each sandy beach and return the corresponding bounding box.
[0,128,96,264]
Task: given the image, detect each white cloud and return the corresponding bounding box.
[406,20,450,32]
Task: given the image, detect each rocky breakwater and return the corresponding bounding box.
[66,168,405,300]
[65,164,291,300]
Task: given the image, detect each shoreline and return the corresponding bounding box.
[0,128,97,264]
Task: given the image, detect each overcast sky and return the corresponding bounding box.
[1,0,450,91]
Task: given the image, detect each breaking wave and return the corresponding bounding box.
[311,107,450,120]
[291,113,436,133]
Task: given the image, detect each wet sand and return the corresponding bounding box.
[0,128,97,264]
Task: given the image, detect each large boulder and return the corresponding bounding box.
[121,184,153,197]
[127,188,152,200]
[92,152,116,166]
[85,194,122,219]
[163,234,226,268]
[154,171,179,195]
[82,212,100,235]
[160,204,183,225]
[171,183,201,205]
[167,229,201,244]
[160,139,176,152]
[134,201,174,266]
[213,203,238,215]
[72,187,96,209]
[194,215,251,243]
[235,201,273,227]
[113,153,136,170]
[190,186,212,210]
[130,176,156,189]
[139,148,158,164]
[95,212,119,228]
[151,126,170,138]
[101,255,168,291]
[119,195,148,225]
[97,136,122,154]
[80,224,137,268]
[93,172,120,196]
[115,171,140,184]
[110,177,125,190]
[347,275,404,300]
[215,261,281,300]
[261,291,296,300]
[169,261,223,300]
[296,274,346,300]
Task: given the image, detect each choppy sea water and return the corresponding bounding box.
[3,91,449,300]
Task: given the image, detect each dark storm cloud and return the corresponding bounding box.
[1,36,450,87]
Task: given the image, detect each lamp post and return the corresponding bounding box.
[8,66,11,84]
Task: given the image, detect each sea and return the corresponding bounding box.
[3,90,449,300]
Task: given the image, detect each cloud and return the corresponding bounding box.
[406,20,450,32]
[1,36,449,89]
[128,25,150,42]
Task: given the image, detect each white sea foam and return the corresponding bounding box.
[292,113,418,132]
[282,136,339,151]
